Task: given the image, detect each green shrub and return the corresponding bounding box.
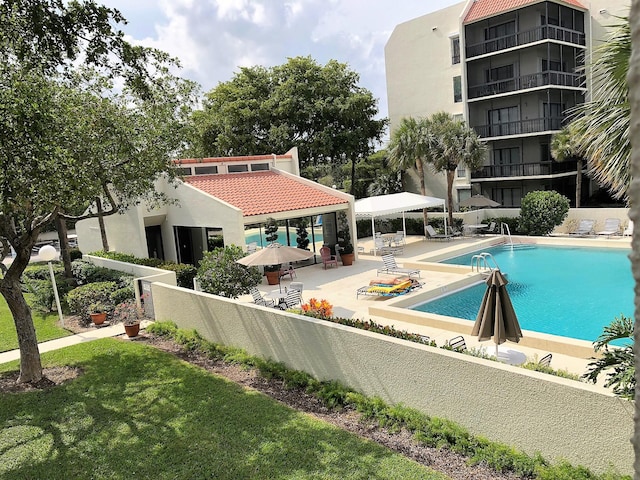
[159,262,197,289]
[66,281,119,321]
[110,286,135,305]
[71,259,133,287]
[521,361,581,380]
[518,190,570,235]
[68,247,83,261]
[196,245,262,298]
[23,263,64,281]
[23,279,54,313]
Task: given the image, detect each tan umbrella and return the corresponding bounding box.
[471,269,522,357]
[459,195,500,224]
[237,243,315,291]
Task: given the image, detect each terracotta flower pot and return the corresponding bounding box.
[90,312,107,325]
[124,323,140,338]
[341,253,355,266]
[265,270,280,285]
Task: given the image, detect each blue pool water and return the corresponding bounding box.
[245,227,323,247]
[412,245,633,342]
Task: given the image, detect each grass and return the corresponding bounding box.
[0,294,72,353]
[0,339,447,480]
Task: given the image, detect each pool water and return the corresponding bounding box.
[245,227,323,248]
[412,245,633,342]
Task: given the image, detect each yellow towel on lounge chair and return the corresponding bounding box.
[367,280,412,294]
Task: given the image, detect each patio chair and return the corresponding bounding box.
[250,287,275,307]
[448,335,466,352]
[538,353,552,367]
[569,219,595,236]
[623,220,634,236]
[280,263,296,280]
[278,289,302,310]
[288,282,304,301]
[376,254,420,278]
[392,231,405,246]
[320,246,338,269]
[596,218,621,236]
[247,241,258,253]
[478,221,497,234]
[425,225,452,241]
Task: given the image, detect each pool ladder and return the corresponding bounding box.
[471,252,500,274]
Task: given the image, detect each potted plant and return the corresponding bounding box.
[296,220,310,250]
[114,300,143,337]
[264,263,282,285]
[88,302,108,326]
[263,217,281,284]
[336,212,355,266]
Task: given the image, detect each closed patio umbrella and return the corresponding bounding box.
[237,243,314,292]
[471,269,522,358]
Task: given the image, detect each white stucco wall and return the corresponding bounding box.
[150,282,632,475]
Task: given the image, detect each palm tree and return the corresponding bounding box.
[388,117,431,227]
[570,19,630,202]
[550,124,584,207]
[425,112,487,228]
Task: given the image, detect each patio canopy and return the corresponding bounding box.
[354,192,446,253]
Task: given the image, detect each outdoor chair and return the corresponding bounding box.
[277,289,302,310]
[320,246,338,269]
[538,353,552,367]
[376,254,420,278]
[596,218,621,236]
[392,231,405,246]
[479,221,497,234]
[250,287,275,307]
[448,335,466,352]
[288,282,304,301]
[425,225,452,241]
[247,242,258,253]
[569,219,595,236]
[280,263,296,280]
[624,220,634,236]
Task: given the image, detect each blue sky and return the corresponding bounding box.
[100,0,461,119]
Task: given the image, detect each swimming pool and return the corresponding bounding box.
[412,244,633,342]
[245,227,323,247]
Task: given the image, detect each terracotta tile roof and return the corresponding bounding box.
[464,0,586,24]
[184,171,347,217]
[175,153,291,165]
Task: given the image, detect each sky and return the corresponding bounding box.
[99,0,461,120]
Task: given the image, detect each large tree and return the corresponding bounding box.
[189,56,387,192]
[0,0,196,383]
[570,18,630,202]
[550,124,585,208]
[424,112,487,229]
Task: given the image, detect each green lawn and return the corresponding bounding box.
[0,339,448,480]
[0,294,72,353]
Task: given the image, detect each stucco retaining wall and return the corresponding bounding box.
[151,282,633,475]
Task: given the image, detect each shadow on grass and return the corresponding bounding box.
[0,339,442,480]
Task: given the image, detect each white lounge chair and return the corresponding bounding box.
[597,218,621,236]
[569,219,595,236]
[250,287,274,307]
[376,254,420,278]
[425,225,452,241]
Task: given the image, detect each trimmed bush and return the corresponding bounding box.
[23,263,64,281]
[159,262,197,289]
[69,247,83,261]
[518,191,570,236]
[196,245,262,298]
[66,281,119,322]
[110,286,136,305]
[71,259,133,287]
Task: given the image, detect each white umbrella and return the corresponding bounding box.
[237,243,314,291]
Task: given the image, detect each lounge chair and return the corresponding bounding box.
[250,287,275,307]
[478,221,497,234]
[623,220,633,236]
[538,353,552,367]
[356,277,422,299]
[425,225,452,241]
[448,335,466,352]
[277,289,302,310]
[569,219,595,236]
[392,231,405,246]
[288,282,304,301]
[596,218,621,236]
[377,254,420,278]
[320,246,338,269]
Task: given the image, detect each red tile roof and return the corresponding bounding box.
[175,153,291,165]
[184,171,347,217]
[464,0,586,24]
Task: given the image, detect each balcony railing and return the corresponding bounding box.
[473,117,563,138]
[467,71,585,99]
[472,160,578,179]
[466,24,586,59]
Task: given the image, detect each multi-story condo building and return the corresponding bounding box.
[385,0,628,208]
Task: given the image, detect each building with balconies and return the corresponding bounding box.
[385,0,628,208]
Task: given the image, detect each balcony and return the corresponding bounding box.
[472,160,578,179]
[473,117,563,138]
[466,24,586,59]
[467,71,585,99]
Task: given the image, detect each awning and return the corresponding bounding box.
[354,192,446,254]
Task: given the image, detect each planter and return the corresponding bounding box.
[265,270,280,285]
[124,323,140,338]
[341,253,355,266]
[90,312,107,325]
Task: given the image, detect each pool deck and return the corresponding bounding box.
[246,232,632,379]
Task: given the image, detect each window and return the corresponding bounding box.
[543,103,564,130]
[194,166,218,175]
[485,64,514,82]
[227,164,249,173]
[453,76,462,103]
[485,21,515,40]
[451,36,460,64]
[488,106,519,136]
[453,113,464,122]
[542,59,565,72]
[456,166,466,177]
[540,143,551,162]
[250,163,269,171]
[492,147,520,165]
[176,167,192,176]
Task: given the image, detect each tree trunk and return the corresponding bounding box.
[0,250,43,384]
[627,3,640,477]
[416,160,429,229]
[446,169,455,229]
[55,216,73,279]
[575,158,583,208]
[96,197,109,252]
